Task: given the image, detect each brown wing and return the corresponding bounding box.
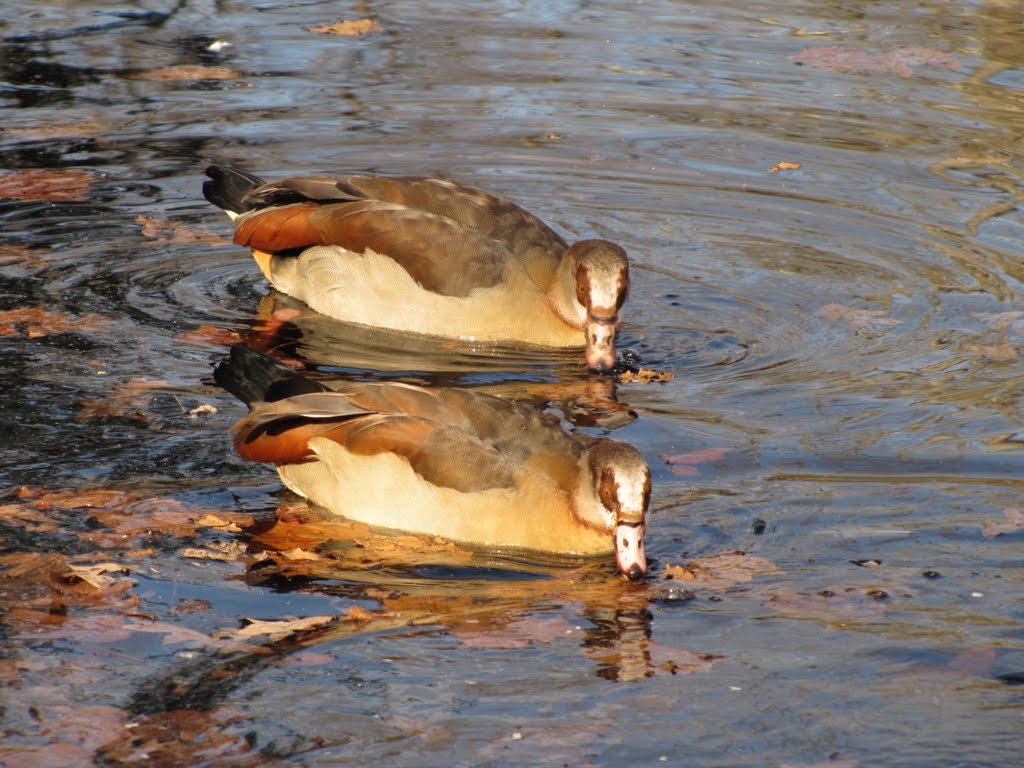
[342,176,567,261]
[235,174,569,291]
[244,174,566,253]
[231,392,372,464]
[231,384,521,493]
[233,200,511,296]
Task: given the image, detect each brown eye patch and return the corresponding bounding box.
[575,263,591,308]
[598,467,620,512]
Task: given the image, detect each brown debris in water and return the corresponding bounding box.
[981,506,1024,539]
[817,303,900,330]
[618,367,675,384]
[129,64,241,81]
[660,447,730,477]
[75,377,168,423]
[0,306,116,338]
[136,214,232,246]
[663,551,780,590]
[0,168,98,201]
[308,19,381,35]
[0,244,46,268]
[793,46,964,78]
[1,119,108,141]
[965,343,1018,361]
[175,323,243,348]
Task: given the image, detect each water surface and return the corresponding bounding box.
[2,2,1023,766]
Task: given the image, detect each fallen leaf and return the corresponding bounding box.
[66,562,131,590]
[175,324,242,348]
[345,605,378,622]
[252,506,474,575]
[0,306,115,338]
[664,551,779,590]
[94,708,256,766]
[226,615,337,640]
[277,547,319,561]
[2,120,107,141]
[817,303,901,330]
[0,244,45,268]
[768,587,889,622]
[8,486,253,545]
[660,447,730,477]
[308,18,381,35]
[129,65,241,81]
[965,343,1017,360]
[7,705,128,765]
[972,310,1024,332]
[982,507,1024,539]
[180,541,248,561]
[194,514,243,533]
[770,161,801,172]
[75,378,168,423]
[793,46,964,78]
[645,640,720,675]
[458,615,579,650]
[618,367,675,384]
[0,169,97,201]
[136,215,231,246]
[170,598,212,615]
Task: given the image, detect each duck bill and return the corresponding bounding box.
[585,316,619,373]
[614,522,646,580]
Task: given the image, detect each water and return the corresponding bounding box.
[2,1,1023,765]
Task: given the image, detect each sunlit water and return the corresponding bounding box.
[2,1,1023,765]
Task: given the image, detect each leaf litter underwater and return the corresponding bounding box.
[2,1,1024,765]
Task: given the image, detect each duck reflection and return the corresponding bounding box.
[237,291,638,430]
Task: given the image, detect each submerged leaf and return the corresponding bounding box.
[0,306,115,338]
[663,551,780,589]
[66,562,131,590]
[817,303,900,330]
[75,378,168,423]
[308,19,381,35]
[136,214,230,246]
[0,168,97,201]
[769,586,889,622]
[793,46,964,78]
[129,64,241,81]
[618,367,675,383]
[965,343,1017,360]
[982,507,1024,539]
[225,615,338,640]
[660,447,730,477]
[175,324,242,348]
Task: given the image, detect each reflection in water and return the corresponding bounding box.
[127,521,702,723]
[4,0,1024,764]
[233,292,640,429]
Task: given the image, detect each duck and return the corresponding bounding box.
[203,164,631,372]
[214,345,650,578]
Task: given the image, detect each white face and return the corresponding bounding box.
[616,471,648,517]
[615,522,646,578]
[586,271,625,315]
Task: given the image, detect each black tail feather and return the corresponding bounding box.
[214,345,327,407]
[202,164,266,214]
